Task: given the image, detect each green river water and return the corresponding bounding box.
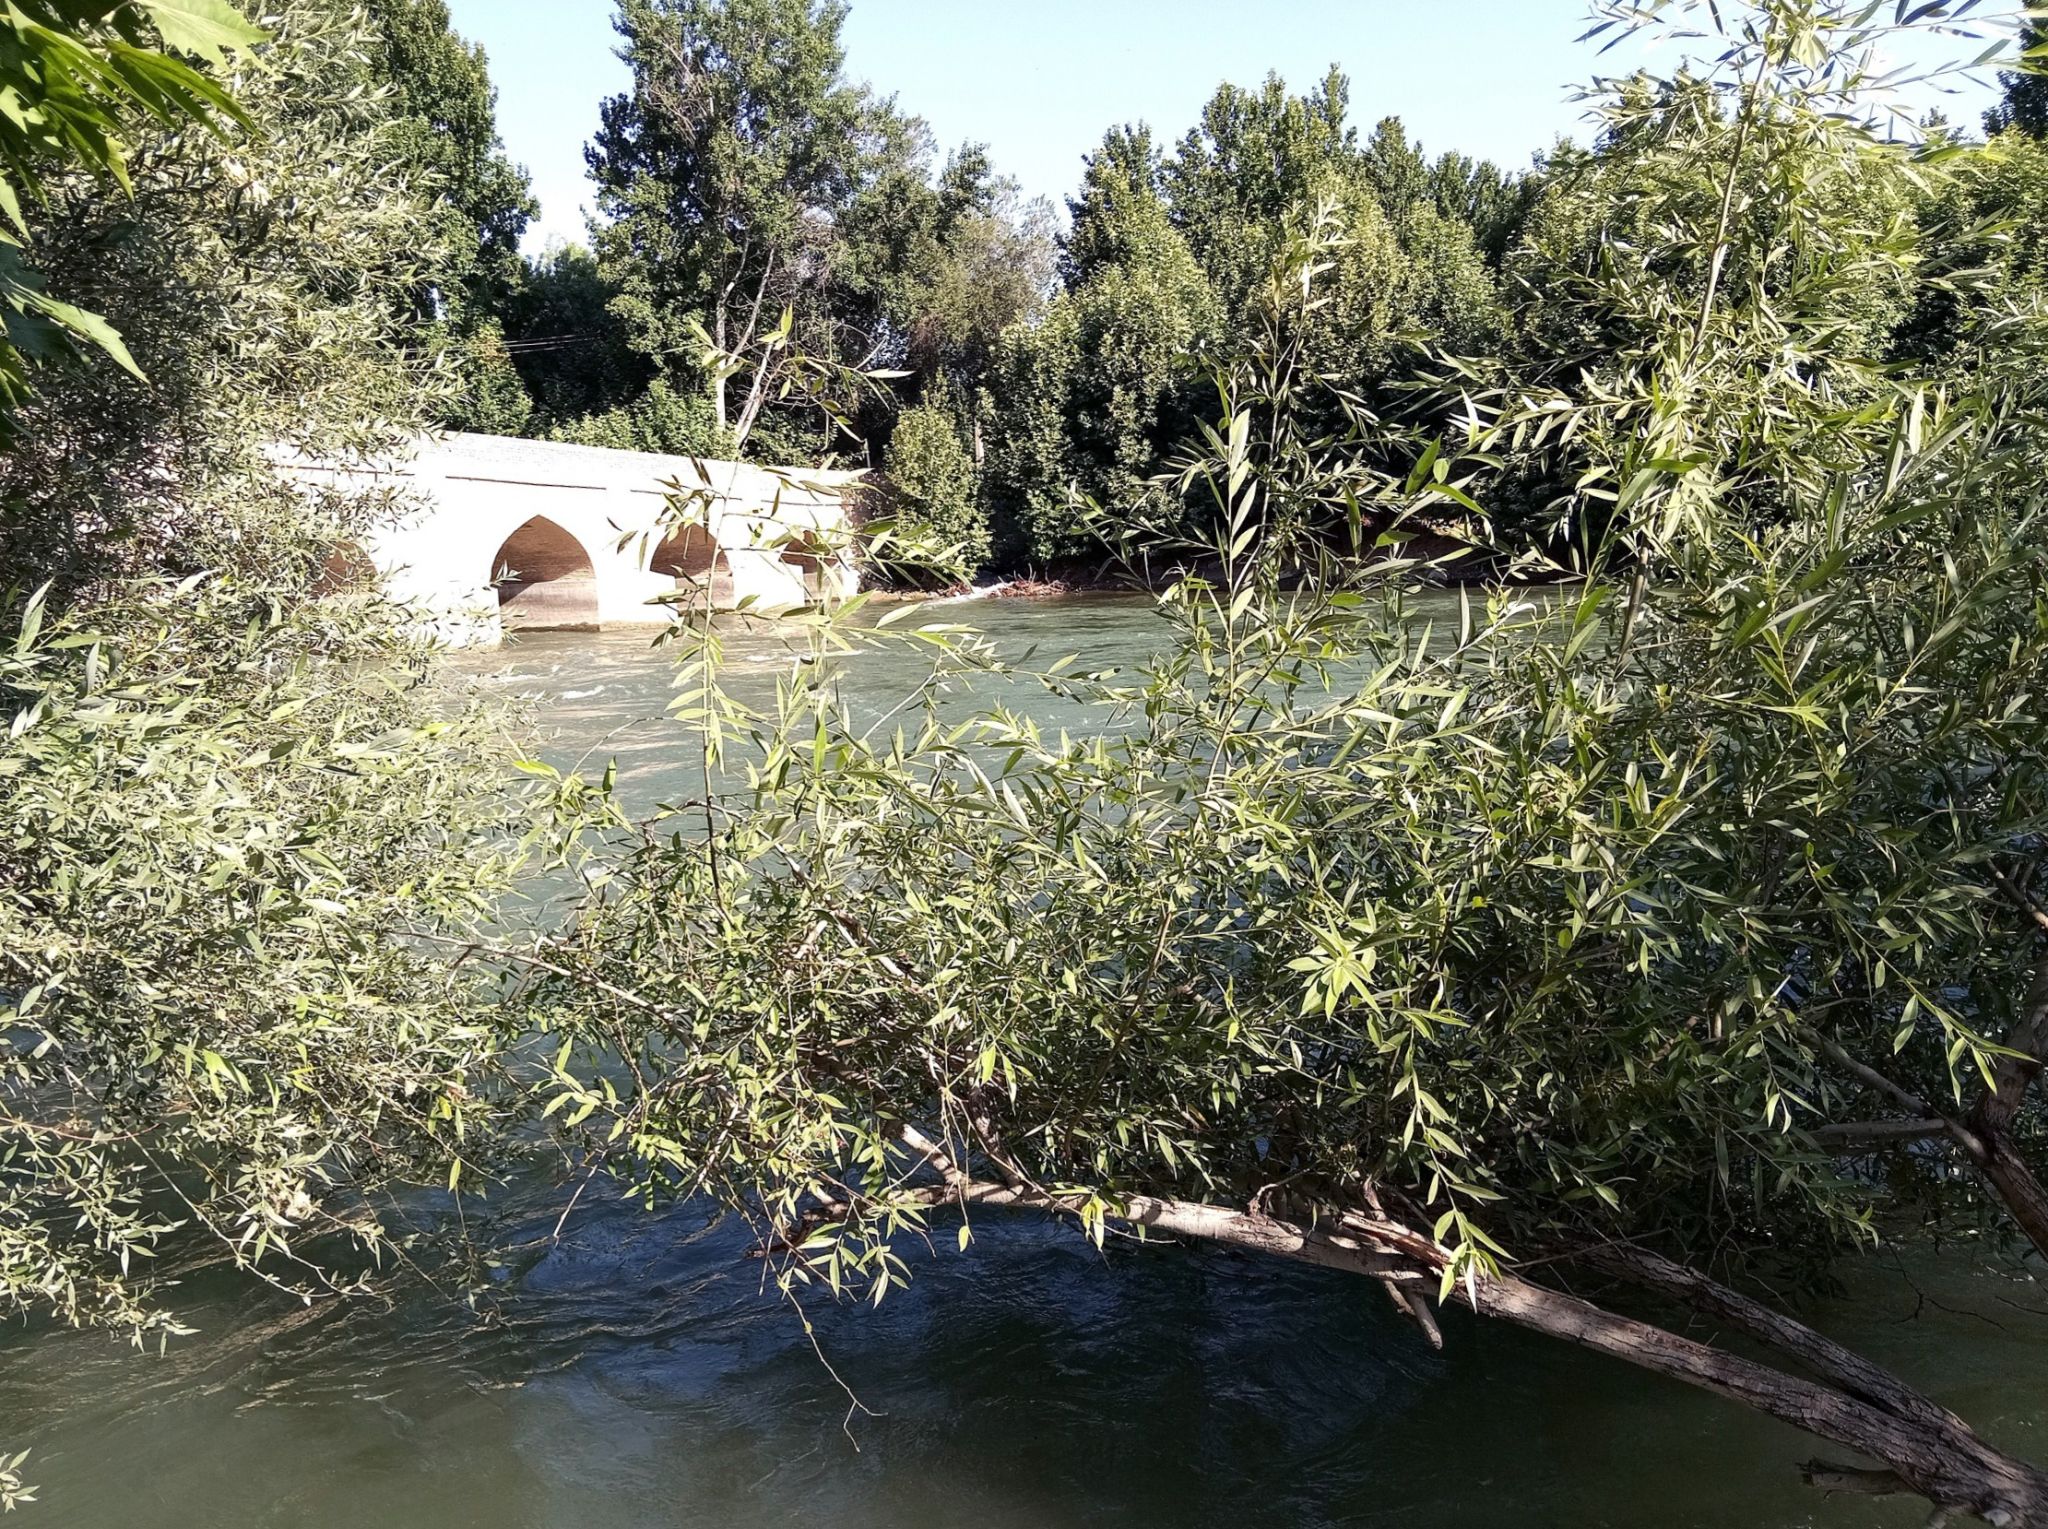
[5,593,2044,1527]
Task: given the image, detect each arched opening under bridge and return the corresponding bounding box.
[491,516,599,630]
[649,523,733,611]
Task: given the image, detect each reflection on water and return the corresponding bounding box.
[8,593,2044,1528]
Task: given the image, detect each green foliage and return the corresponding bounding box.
[504,241,653,428]
[1897,124,2048,368]
[588,0,889,454]
[0,24,538,1470]
[1986,18,2048,138]
[367,0,534,298]
[1062,124,1165,287]
[873,396,985,578]
[840,142,1057,397]
[986,74,1509,570]
[584,0,1054,461]
[0,0,466,598]
[0,0,533,1344]
[1427,149,1543,265]
[0,579,520,1340]
[9,0,2048,1510]
[1359,114,1430,217]
[1163,69,1355,321]
[0,1446,30,1511]
[1289,189,1503,397]
[446,314,536,435]
[983,175,1218,567]
[546,376,733,456]
[0,0,262,430]
[1490,48,1922,556]
[502,1,2048,1345]
[364,0,539,432]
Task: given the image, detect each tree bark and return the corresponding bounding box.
[1965,950,2048,1262]
[1467,1270,2047,1526]
[712,307,729,434]
[1584,1244,1977,1443]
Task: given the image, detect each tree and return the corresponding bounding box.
[869,394,984,578]
[840,142,1057,402]
[508,5,2048,1522]
[1494,61,1919,557]
[0,0,522,1468]
[982,156,1218,567]
[984,78,1512,571]
[1063,123,1165,287]
[1985,18,2048,138]
[587,0,897,455]
[0,0,465,595]
[1162,70,1355,322]
[1358,113,1430,216]
[502,242,654,428]
[1427,148,1542,264]
[1,577,518,1345]
[0,0,263,433]
[547,376,731,455]
[1896,122,2048,370]
[1159,78,1506,424]
[364,0,540,432]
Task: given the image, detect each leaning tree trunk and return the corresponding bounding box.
[812,1133,2048,1527]
[1817,943,2048,1267]
[1966,949,2048,1259]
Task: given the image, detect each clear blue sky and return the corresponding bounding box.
[443,0,2006,254]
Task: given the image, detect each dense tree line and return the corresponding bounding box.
[136,0,2048,586]
[427,0,2048,585]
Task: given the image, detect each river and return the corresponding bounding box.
[4,594,2043,1528]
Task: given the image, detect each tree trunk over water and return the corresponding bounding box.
[814,1147,2048,1527]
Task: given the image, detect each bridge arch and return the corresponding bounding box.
[649,523,733,610]
[491,515,599,630]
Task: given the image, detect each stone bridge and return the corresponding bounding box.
[283,431,863,641]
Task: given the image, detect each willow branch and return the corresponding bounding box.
[1816,1036,1988,1160]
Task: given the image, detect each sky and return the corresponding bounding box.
[442,0,2010,255]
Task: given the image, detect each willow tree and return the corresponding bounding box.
[1,6,525,1497]
[501,3,2048,1522]
[0,1,262,432]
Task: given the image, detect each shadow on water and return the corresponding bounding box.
[8,594,2044,1528]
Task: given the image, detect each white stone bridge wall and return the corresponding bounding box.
[282,431,863,641]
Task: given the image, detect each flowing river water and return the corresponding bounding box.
[6,594,2045,1527]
